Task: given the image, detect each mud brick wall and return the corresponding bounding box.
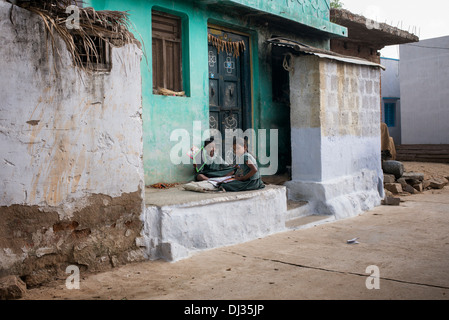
[330,39,381,64]
[0,2,145,286]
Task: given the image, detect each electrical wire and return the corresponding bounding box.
[404,43,449,50]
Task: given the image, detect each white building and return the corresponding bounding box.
[380,57,401,145]
[399,36,449,145]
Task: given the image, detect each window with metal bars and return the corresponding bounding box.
[73,33,112,72]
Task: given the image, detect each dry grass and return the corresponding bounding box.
[208,33,246,57]
[156,87,186,96]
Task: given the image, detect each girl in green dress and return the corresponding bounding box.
[194,137,236,181]
[221,138,265,192]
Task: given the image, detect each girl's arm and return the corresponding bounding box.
[225,165,238,177]
[235,160,257,181]
[225,170,235,177]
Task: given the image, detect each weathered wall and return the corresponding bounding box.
[331,39,381,64]
[399,36,449,145]
[0,2,145,286]
[227,0,346,37]
[286,55,383,218]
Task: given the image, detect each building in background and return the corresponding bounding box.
[380,57,401,145]
[378,36,449,162]
[399,36,449,145]
[394,36,449,163]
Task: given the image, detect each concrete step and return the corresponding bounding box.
[286,200,335,230]
[286,200,311,221]
[285,215,334,230]
[142,185,288,262]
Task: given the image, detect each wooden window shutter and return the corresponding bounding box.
[384,103,396,127]
[152,11,183,93]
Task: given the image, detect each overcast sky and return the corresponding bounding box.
[340,0,449,59]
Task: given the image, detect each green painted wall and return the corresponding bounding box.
[86,0,340,185]
[224,0,346,37]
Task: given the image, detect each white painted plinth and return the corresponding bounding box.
[141,186,287,262]
[285,169,383,219]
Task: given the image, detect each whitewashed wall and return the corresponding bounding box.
[0,2,144,212]
[286,55,383,218]
[0,2,145,284]
[400,36,449,145]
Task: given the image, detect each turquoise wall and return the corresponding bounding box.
[227,0,345,36]
[86,0,341,185]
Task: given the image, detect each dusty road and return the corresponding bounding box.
[22,187,449,301]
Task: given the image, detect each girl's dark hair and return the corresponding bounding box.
[233,137,257,159]
[204,137,215,148]
[233,137,247,149]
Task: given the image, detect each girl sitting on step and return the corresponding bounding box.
[193,137,236,181]
[221,137,265,192]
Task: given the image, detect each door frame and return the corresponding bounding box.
[207,24,253,132]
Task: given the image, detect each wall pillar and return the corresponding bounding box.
[286,54,384,218]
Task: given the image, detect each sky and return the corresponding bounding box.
[339,0,449,59]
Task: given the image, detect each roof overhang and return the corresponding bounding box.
[194,0,347,39]
[330,8,419,49]
[268,37,386,70]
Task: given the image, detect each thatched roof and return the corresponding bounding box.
[8,0,141,73]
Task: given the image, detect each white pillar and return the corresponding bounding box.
[286,55,384,218]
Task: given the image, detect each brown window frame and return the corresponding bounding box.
[152,10,183,94]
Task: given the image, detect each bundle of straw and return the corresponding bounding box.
[208,33,246,57]
[157,87,186,96]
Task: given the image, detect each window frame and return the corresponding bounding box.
[151,9,184,95]
[384,102,396,128]
[72,32,112,72]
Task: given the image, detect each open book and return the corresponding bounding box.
[207,176,235,187]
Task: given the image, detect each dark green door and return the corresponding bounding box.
[208,28,251,162]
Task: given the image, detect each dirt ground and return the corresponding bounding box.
[20,161,449,301]
[402,161,449,180]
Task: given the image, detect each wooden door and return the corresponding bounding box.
[208,28,251,162]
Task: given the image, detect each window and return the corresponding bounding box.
[73,34,111,72]
[384,102,396,127]
[152,10,183,94]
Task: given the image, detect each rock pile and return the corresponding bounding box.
[381,160,448,206]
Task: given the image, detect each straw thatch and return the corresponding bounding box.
[157,87,186,97]
[208,33,246,57]
[8,0,140,73]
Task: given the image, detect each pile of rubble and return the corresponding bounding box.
[381,160,449,206]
